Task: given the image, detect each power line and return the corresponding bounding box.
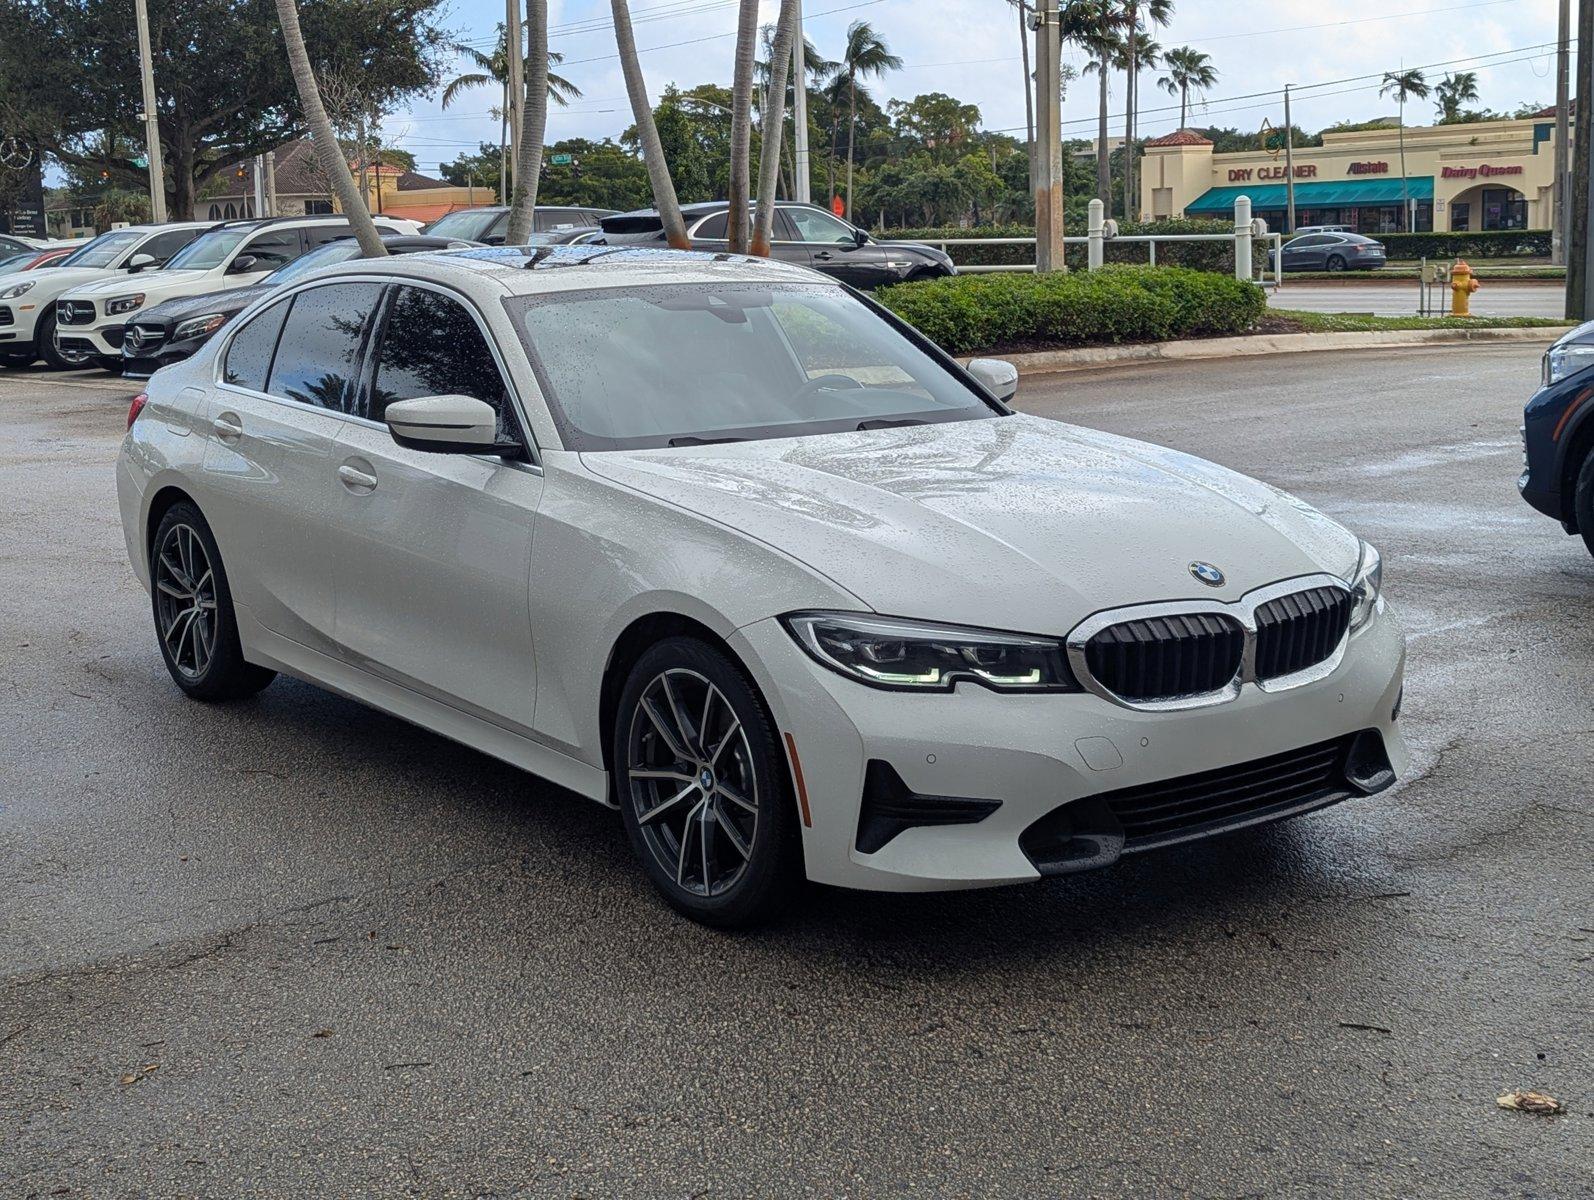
[1182,0,1524,45]
[554,0,887,67]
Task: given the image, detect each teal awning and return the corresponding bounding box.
[1184,176,1434,214]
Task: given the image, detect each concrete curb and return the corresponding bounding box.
[975,325,1575,377]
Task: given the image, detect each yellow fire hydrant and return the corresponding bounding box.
[1451,258,1481,317]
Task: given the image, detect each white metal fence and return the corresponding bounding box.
[910,198,1285,290]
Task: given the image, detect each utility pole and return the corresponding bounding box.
[1283,85,1296,234]
[132,0,168,222]
[506,0,524,198]
[1571,0,1594,320]
[1553,0,1571,266]
[1020,0,1036,196]
[1033,0,1064,271]
[791,0,811,203]
[263,149,277,217]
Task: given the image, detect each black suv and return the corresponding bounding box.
[1520,320,1594,556]
[593,201,955,289]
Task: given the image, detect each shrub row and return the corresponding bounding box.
[877,265,1267,357]
[1371,229,1551,260]
[889,220,1240,273]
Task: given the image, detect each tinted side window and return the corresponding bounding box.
[694,212,728,239]
[265,283,383,412]
[222,297,292,391]
[305,223,356,249]
[369,286,516,439]
[141,228,202,264]
[786,207,856,243]
[240,228,303,270]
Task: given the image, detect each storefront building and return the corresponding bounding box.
[1138,113,1565,234]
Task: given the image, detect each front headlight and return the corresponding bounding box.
[783,611,1079,692]
[106,293,145,316]
[1347,541,1383,632]
[172,313,227,341]
[1543,341,1594,386]
[0,280,35,300]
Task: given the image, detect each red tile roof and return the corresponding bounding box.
[1144,129,1214,147]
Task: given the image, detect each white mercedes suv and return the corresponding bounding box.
[116,246,1408,926]
[54,215,419,369]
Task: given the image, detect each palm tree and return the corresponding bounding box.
[727,0,759,252]
[1158,45,1216,130]
[838,20,902,222]
[756,30,834,199]
[441,30,581,110]
[272,0,386,257]
[1434,71,1479,123]
[505,0,549,246]
[1061,0,1118,207]
[612,0,690,249]
[1380,69,1430,230]
[1120,0,1172,222]
[753,0,801,254]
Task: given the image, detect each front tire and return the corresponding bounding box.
[150,503,276,701]
[1326,254,1347,272]
[1575,450,1594,558]
[614,637,801,928]
[36,309,74,370]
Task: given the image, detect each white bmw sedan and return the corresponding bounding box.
[117,247,1408,926]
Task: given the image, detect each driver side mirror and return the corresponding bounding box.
[127,252,156,273]
[385,394,510,455]
[226,254,259,275]
[966,357,1019,403]
[852,228,869,246]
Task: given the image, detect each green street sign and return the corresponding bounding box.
[550,153,572,165]
[132,155,148,168]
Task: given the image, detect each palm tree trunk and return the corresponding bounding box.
[1122,20,1136,221]
[505,0,548,245]
[499,80,510,204]
[1398,97,1409,231]
[845,71,857,222]
[1180,83,1187,130]
[272,0,386,257]
[612,0,690,248]
[753,0,799,254]
[726,0,759,252]
[1096,64,1110,205]
[1019,2,1035,194]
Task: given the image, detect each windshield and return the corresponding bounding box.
[165,227,252,271]
[59,231,143,269]
[427,209,503,240]
[266,239,363,284]
[509,282,996,450]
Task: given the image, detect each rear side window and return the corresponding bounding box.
[240,227,303,270]
[694,213,728,239]
[369,285,516,438]
[265,282,383,412]
[222,297,292,391]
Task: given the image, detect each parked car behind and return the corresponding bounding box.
[0,222,215,368]
[0,245,74,275]
[593,201,955,288]
[121,233,479,378]
[54,215,417,370]
[1520,319,1594,557]
[1271,232,1387,272]
[423,205,617,244]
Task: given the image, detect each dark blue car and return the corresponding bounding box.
[1520,320,1594,556]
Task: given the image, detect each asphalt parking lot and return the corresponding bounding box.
[1269,279,1565,318]
[2,345,1590,1197]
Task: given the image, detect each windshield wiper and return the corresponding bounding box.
[667,435,747,447]
[856,417,927,431]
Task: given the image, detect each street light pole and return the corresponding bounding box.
[1284,85,1296,234]
[791,0,811,203]
[1553,0,1571,266]
[506,0,524,198]
[132,0,168,222]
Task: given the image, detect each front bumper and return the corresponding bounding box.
[731,607,1408,892]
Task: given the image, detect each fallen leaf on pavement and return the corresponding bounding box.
[1497,1090,1562,1115]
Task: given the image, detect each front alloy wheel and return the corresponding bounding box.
[616,638,800,926]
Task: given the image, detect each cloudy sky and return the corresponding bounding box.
[381,0,1567,176]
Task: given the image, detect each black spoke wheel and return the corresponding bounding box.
[615,637,800,927]
[149,503,275,701]
[1576,450,1594,559]
[1326,254,1346,272]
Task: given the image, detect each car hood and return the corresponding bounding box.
[581,413,1362,631]
[64,269,215,301]
[137,284,268,326]
[0,266,121,300]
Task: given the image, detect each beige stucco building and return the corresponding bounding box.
[1139,113,1567,233]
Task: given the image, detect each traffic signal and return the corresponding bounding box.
[571,157,581,180]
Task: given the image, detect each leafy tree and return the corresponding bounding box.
[1061,0,1120,204]
[0,0,448,220]
[888,93,982,165]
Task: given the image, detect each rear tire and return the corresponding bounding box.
[613,636,802,928]
[1575,450,1594,559]
[150,502,276,701]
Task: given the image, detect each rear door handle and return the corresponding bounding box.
[212,413,243,442]
[337,463,378,492]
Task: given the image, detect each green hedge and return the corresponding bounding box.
[877,265,1267,357]
[1372,230,1550,260]
[889,220,1238,273]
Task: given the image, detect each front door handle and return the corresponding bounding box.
[212,412,243,443]
[813,250,834,260]
[337,463,378,493]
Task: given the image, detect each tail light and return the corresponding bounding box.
[127,392,148,430]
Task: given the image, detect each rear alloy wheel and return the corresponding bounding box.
[1575,450,1594,558]
[151,503,276,701]
[1326,254,1347,272]
[615,638,800,927]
